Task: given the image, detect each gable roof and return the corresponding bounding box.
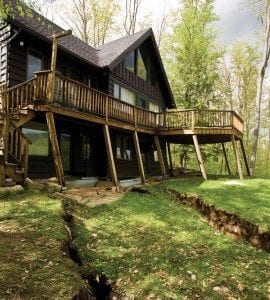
[4,0,175,107]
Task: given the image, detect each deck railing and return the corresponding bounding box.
[1,70,244,134]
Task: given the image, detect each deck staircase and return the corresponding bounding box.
[0,83,35,186]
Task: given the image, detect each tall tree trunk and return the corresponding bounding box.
[250,4,270,176]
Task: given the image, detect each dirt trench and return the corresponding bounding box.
[166,189,270,253]
[61,200,120,300]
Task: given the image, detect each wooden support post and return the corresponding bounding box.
[48,30,72,103]
[167,142,173,175]
[192,134,207,180]
[154,135,167,179]
[103,125,118,186]
[239,139,250,176]
[133,131,145,184]
[221,143,231,175]
[46,112,65,187]
[231,135,243,180]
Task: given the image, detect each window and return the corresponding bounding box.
[27,50,42,80]
[137,49,147,80]
[120,87,136,106]
[22,122,49,156]
[154,150,159,162]
[137,97,149,109]
[114,83,120,99]
[149,102,160,113]
[70,69,83,82]
[124,51,135,73]
[116,135,132,160]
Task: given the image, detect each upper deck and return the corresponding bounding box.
[1,70,243,143]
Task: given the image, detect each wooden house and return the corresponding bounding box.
[0,1,249,188]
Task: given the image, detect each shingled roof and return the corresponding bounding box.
[4,0,175,107]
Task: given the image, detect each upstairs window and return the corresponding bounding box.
[120,87,136,106]
[149,102,160,113]
[137,49,147,80]
[124,51,135,73]
[116,135,132,160]
[27,49,42,80]
[124,48,148,81]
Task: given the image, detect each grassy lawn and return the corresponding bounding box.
[166,178,270,231]
[0,192,83,299]
[72,184,270,299]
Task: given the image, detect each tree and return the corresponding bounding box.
[55,0,119,47]
[123,0,142,35]
[250,0,270,175]
[166,0,222,109]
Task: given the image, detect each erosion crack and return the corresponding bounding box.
[61,200,114,300]
[166,188,270,253]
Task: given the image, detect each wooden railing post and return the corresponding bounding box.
[192,134,207,180]
[154,135,167,179]
[133,131,145,184]
[134,107,138,130]
[46,111,65,187]
[103,124,119,186]
[192,110,195,130]
[231,134,243,180]
[105,95,109,123]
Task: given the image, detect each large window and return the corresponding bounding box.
[137,49,147,80]
[27,50,42,80]
[124,48,148,81]
[116,135,132,160]
[22,122,49,156]
[120,87,136,106]
[149,102,160,113]
[124,51,135,73]
[114,84,136,106]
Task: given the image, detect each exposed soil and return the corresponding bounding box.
[166,189,270,253]
[61,201,115,300]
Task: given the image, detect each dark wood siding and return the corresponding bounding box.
[0,21,11,85]
[6,29,103,89]
[110,63,166,109]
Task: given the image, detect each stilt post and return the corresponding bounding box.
[231,135,243,180]
[154,135,167,179]
[221,142,231,175]
[239,139,250,176]
[133,131,145,184]
[192,134,207,180]
[103,125,119,186]
[46,112,65,187]
[167,142,173,175]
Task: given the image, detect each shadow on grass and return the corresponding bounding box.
[69,185,270,299]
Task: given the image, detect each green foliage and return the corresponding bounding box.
[166,0,222,109]
[72,182,270,298]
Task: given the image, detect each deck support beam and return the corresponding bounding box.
[192,134,207,180]
[103,125,119,186]
[240,139,250,176]
[231,135,243,180]
[154,135,167,179]
[46,112,65,187]
[221,143,231,175]
[167,142,173,175]
[133,131,145,184]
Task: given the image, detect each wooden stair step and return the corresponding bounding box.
[5,161,20,167]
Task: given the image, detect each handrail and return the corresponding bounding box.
[3,70,244,135]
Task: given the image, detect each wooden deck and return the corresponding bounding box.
[0,71,247,187]
[2,70,244,142]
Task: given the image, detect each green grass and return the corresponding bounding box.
[166,178,270,231]
[71,184,270,299]
[0,192,83,299]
